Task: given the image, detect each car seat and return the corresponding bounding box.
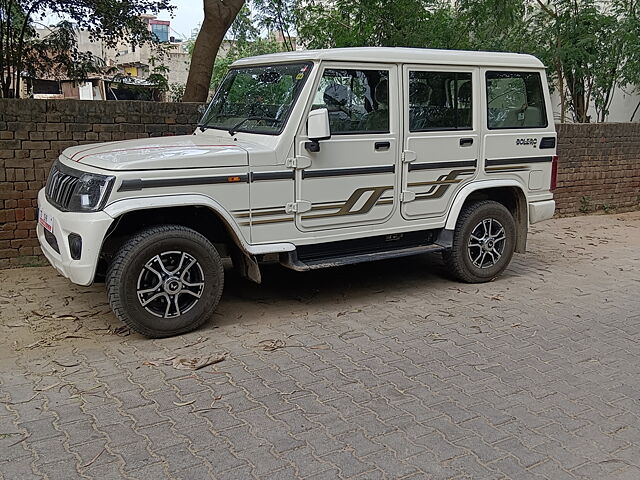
[323,83,351,132]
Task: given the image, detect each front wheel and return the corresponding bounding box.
[443,200,516,283]
[106,225,224,338]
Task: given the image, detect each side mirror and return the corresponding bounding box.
[306,108,330,152]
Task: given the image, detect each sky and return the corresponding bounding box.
[158,0,204,40]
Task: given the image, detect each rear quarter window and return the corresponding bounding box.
[486,71,547,129]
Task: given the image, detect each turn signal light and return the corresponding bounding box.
[227,176,241,183]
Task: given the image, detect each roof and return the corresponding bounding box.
[232,47,545,69]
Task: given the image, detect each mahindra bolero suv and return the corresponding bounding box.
[37,47,557,337]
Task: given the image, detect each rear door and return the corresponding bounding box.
[294,63,399,232]
[482,69,556,191]
[400,66,480,223]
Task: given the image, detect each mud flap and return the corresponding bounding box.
[231,247,262,284]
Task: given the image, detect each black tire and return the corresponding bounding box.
[443,200,516,283]
[106,225,224,338]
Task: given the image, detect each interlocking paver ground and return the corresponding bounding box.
[1,211,639,479]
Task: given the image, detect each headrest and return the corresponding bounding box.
[375,79,389,105]
[323,84,350,107]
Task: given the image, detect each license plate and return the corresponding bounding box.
[39,209,54,233]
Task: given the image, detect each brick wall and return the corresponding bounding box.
[0,99,203,268]
[1,98,639,266]
[555,123,640,215]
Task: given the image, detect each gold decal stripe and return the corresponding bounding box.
[485,166,529,172]
[240,217,294,226]
[411,169,475,201]
[408,178,463,187]
[235,208,287,219]
[302,186,393,220]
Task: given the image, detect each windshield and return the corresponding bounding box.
[199,62,313,135]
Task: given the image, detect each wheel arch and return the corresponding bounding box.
[445,181,528,253]
[104,195,247,252]
[98,194,293,282]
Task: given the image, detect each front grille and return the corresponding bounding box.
[45,163,81,211]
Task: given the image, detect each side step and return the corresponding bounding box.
[281,243,446,271]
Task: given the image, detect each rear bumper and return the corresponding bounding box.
[37,189,114,286]
[529,199,555,224]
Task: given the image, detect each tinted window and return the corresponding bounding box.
[200,63,312,135]
[312,69,389,134]
[409,71,472,131]
[486,72,547,129]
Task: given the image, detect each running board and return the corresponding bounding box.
[280,244,446,271]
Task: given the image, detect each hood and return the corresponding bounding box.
[62,135,248,171]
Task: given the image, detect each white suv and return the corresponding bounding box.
[37,47,557,337]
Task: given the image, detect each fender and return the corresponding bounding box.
[103,194,296,256]
[445,179,528,233]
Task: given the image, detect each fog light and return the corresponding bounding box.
[68,233,82,260]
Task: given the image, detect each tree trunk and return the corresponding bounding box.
[574,93,587,123]
[182,0,245,103]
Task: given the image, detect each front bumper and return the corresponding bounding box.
[529,199,556,224]
[37,189,114,286]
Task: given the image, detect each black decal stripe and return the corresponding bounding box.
[303,165,394,179]
[118,165,398,192]
[118,174,249,192]
[408,159,477,171]
[250,171,294,181]
[485,156,552,167]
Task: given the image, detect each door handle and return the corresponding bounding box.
[460,138,474,147]
[374,141,391,151]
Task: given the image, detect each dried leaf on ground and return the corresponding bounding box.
[257,339,286,351]
[35,382,60,392]
[52,314,79,321]
[51,360,80,367]
[173,399,196,407]
[81,447,105,468]
[7,433,31,447]
[0,393,39,405]
[427,332,448,342]
[181,336,208,349]
[166,353,227,370]
[110,326,131,336]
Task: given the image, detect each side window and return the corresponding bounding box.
[486,71,547,129]
[408,71,472,132]
[312,69,389,134]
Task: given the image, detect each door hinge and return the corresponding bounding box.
[285,155,312,169]
[401,150,417,163]
[285,200,312,214]
[400,191,416,203]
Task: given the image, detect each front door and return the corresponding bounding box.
[400,66,480,223]
[294,63,399,232]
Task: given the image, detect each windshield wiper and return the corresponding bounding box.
[228,116,280,136]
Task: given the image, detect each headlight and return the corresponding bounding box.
[67,173,115,212]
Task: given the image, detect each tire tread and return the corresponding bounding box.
[106,225,223,338]
[443,200,515,283]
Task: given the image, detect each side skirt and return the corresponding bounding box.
[279,229,449,271]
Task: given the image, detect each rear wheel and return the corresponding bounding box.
[443,200,516,283]
[106,225,224,338]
